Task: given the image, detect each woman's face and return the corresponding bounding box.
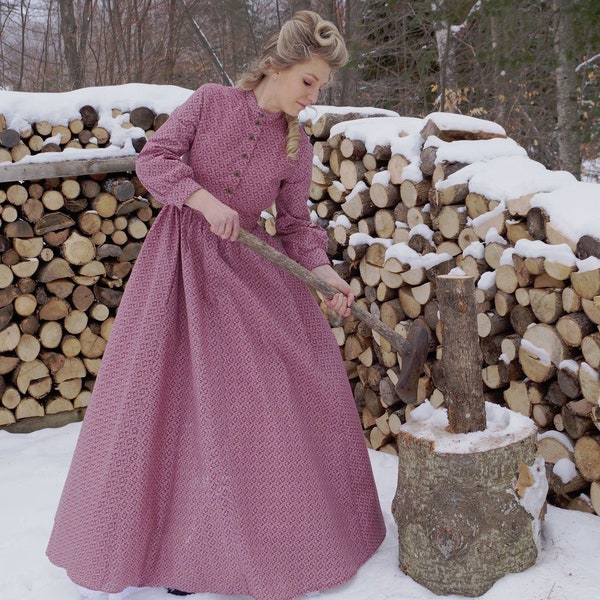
[270,56,331,116]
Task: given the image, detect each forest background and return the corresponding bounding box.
[1,0,599,181]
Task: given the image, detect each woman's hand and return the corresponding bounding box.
[185,189,240,240]
[311,264,354,317]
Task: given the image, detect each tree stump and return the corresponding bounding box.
[393,404,547,597]
[392,274,547,596]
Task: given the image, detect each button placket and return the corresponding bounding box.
[231,112,264,194]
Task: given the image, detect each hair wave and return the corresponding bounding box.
[237,11,348,159]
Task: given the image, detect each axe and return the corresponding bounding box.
[236,228,430,399]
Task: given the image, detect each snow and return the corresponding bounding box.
[577,256,600,272]
[553,458,578,484]
[1,84,193,129]
[345,181,368,200]
[517,457,548,552]
[3,144,140,166]
[409,223,434,241]
[468,200,505,227]
[424,111,507,137]
[312,155,329,172]
[299,105,399,124]
[348,232,392,248]
[425,135,527,164]
[371,170,390,186]
[435,155,576,202]
[2,422,599,600]
[478,270,496,290]
[390,134,425,183]
[559,359,580,373]
[383,242,452,270]
[498,247,515,267]
[520,339,553,367]
[0,84,194,167]
[399,400,536,454]
[512,239,577,265]
[537,430,576,454]
[484,227,506,245]
[531,182,600,243]
[463,241,485,259]
[329,116,423,151]
[329,214,352,229]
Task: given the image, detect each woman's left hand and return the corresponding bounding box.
[311,264,354,317]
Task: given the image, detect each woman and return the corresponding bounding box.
[47,11,386,600]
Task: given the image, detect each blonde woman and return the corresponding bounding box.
[47,11,385,600]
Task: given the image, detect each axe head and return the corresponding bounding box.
[395,318,432,404]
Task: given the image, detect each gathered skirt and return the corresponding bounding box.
[46,206,386,600]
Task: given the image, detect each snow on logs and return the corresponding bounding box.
[2,90,600,515]
[303,109,600,516]
[0,85,194,168]
[0,88,175,429]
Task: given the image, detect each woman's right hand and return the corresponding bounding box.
[184,189,240,241]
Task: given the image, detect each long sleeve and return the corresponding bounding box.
[135,88,205,209]
[275,134,330,271]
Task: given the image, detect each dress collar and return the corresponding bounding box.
[243,88,286,123]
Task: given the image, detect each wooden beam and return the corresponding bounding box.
[0,156,137,183]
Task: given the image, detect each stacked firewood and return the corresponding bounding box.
[0,104,163,163]
[0,171,160,425]
[0,97,178,426]
[302,111,600,515]
[2,94,600,513]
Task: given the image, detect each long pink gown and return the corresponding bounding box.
[46,83,386,600]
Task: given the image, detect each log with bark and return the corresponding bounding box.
[0,163,161,429]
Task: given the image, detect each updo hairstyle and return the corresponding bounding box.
[237,11,348,159]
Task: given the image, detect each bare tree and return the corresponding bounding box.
[553,0,581,177]
[0,0,598,179]
[58,0,81,87]
[14,0,33,90]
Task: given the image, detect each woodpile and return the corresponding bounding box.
[0,96,169,428]
[2,91,600,516]
[303,110,600,516]
[0,102,166,165]
[0,168,161,427]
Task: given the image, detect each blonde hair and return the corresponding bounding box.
[237,10,348,159]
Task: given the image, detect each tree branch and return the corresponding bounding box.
[576,52,600,73]
[177,0,234,86]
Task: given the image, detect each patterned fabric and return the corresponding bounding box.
[46,84,386,600]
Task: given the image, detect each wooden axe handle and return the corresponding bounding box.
[236,228,413,355]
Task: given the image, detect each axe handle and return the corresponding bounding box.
[236,228,413,356]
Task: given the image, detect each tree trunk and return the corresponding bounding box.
[58,0,84,89]
[552,0,581,178]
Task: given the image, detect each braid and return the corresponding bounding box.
[285,115,301,160]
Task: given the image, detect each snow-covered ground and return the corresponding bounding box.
[1,422,599,600]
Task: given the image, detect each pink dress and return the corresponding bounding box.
[46,84,385,600]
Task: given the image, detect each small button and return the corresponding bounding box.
[255,119,261,125]
[249,134,255,141]
[241,152,248,159]
[234,171,240,177]
[225,187,233,194]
